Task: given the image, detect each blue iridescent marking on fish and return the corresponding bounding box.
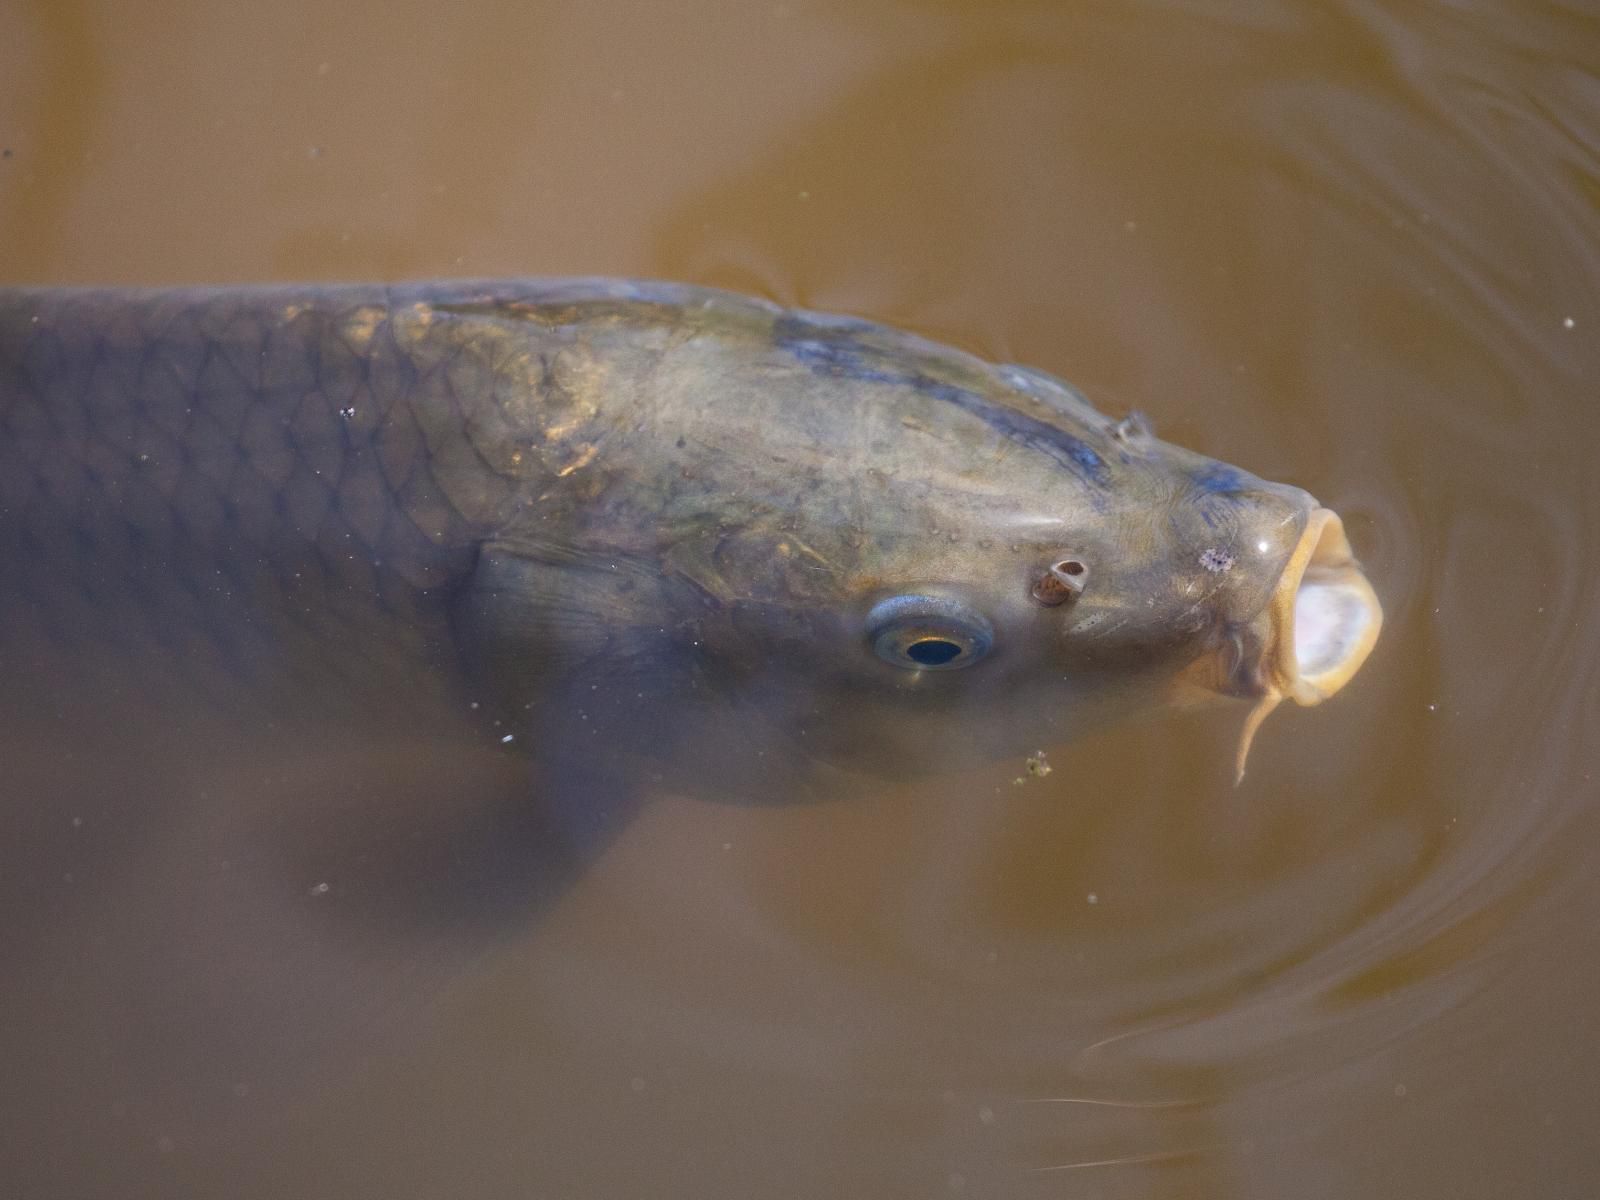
[1193,463,1248,495]
[773,326,907,390]
[773,316,1111,489]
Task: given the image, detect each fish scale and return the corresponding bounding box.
[0,289,494,721]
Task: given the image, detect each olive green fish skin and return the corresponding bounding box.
[0,280,1316,771]
[0,285,503,715]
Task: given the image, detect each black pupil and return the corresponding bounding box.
[906,638,962,666]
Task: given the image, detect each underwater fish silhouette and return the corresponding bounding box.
[0,280,1379,1140]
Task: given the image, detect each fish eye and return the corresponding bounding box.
[865,595,994,671]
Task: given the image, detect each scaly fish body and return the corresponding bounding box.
[0,279,1379,784]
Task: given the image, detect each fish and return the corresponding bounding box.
[0,278,1379,778]
[0,279,1380,1135]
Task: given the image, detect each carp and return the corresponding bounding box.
[0,279,1380,800]
[0,279,1384,1133]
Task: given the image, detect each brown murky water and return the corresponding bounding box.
[3,2,1598,1197]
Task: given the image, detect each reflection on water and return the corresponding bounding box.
[3,1,1599,1198]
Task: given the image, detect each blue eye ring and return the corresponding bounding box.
[866,595,994,671]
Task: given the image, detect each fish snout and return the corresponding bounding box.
[1267,507,1383,706]
[1227,507,1383,778]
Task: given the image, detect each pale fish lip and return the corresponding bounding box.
[1235,507,1383,780]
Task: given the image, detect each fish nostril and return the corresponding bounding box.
[1032,557,1089,606]
[905,638,963,666]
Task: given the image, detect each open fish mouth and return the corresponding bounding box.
[1237,508,1383,779]
[1275,509,1384,705]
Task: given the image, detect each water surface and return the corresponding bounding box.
[2,2,1597,1197]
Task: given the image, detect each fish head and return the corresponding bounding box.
[462,294,1381,787]
[680,401,1381,784]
